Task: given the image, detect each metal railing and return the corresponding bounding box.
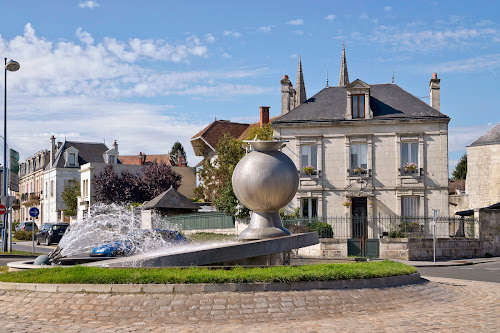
[155,212,235,231]
[282,215,478,239]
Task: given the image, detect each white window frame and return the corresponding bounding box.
[302,198,318,219]
[402,196,419,217]
[350,143,368,174]
[68,153,76,166]
[300,145,318,174]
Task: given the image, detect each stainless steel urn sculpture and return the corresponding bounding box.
[232,140,299,240]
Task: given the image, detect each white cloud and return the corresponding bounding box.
[205,34,215,43]
[78,1,100,9]
[360,12,369,20]
[384,6,392,11]
[0,24,273,165]
[361,24,499,52]
[426,54,500,74]
[222,52,231,59]
[448,125,492,152]
[287,19,303,26]
[293,30,304,36]
[76,28,94,45]
[223,30,241,38]
[325,14,336,21]
[259,26,272,33]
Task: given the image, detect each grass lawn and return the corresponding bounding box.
[0,260,416,284]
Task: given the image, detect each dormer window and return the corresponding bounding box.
[108,155,116,164]
[351,94,365,118]
[64,147,79,167]
[69,153,76,166]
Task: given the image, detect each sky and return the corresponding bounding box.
[0,0,499,175]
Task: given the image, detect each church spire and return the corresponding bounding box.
[338,42,349,86]
[295,55,307,106]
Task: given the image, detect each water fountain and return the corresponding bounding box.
[9,140,318,270]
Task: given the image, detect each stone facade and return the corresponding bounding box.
[466,142,500,209]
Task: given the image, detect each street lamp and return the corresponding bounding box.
[2,59,20,252]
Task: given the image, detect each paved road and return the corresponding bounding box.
[418,260,500,283]
[12,241,56,254]
[0,276,498,332]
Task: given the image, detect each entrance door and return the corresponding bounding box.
[348,197,379,257]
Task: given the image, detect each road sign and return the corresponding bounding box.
[29,207,39,218]
[0,205,6,215]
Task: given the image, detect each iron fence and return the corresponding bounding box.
[155,212,235,231]
[283,215,477,239]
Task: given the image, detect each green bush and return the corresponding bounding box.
[308,221,333,238]
[14,230,35,241]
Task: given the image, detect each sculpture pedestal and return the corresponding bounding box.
[239,211,291,240]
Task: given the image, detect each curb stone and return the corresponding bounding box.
[0,273,421,294]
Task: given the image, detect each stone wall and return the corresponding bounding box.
[380,238,481,260]
[449,194,469,216]
[478,209,500,256]
[295,239,347,258]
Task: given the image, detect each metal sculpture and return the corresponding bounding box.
[232,140,299,240]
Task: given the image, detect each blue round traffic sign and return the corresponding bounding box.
[29,207,39,218]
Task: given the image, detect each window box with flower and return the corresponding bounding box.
[404,162,418,173]
[343,200,352,207]
[302,165,314,175]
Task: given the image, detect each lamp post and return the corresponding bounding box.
[2,59,20,252]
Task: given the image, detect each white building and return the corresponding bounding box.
[273,50,450,227]
[42,136,113,222]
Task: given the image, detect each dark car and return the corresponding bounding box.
[89,229,186,257]
[15,221,39,232]
[36,223,69,245]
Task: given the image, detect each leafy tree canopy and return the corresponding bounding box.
[170,141,187,166]
[198,125,275,217]
[452,154,467,180]
[93,162,182,204]
[62,181,80,217]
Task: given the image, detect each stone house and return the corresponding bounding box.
[465,122,500,210]
[18,149,50,224]
[43,136,114,222]
[272,47,450,235]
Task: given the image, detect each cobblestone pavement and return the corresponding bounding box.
[0,277,498,332]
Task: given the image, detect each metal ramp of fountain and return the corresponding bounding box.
[85,232,319,267]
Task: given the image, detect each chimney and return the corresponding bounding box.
[260,106,270,127]
[281,75,293,115]
[138,152,144,165]
[112,140,118,152]
[177,150,183,167]
[430,72,440,112]
[49,135,56,167]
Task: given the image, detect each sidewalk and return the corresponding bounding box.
[393,256,500,267]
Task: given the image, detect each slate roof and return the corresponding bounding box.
[273,83,449,124]
[191,120,249,150]
[468,122,500,147]
[142,186,199,210]
[49,141,110,169]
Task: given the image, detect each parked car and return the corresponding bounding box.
[15,221,39,232]
[36,223,69,245]
[89,229,186,257]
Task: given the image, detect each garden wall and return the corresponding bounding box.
[380,238,481,261]
[295,239,347,258]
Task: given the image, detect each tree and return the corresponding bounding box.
[170,141,187,166]
[93,162,183,204]
[136,161,182,202]
[61,181,80,217]
[452,154,467,180]
[198,125,274,217]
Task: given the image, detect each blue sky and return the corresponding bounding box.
[1,0,499,174]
